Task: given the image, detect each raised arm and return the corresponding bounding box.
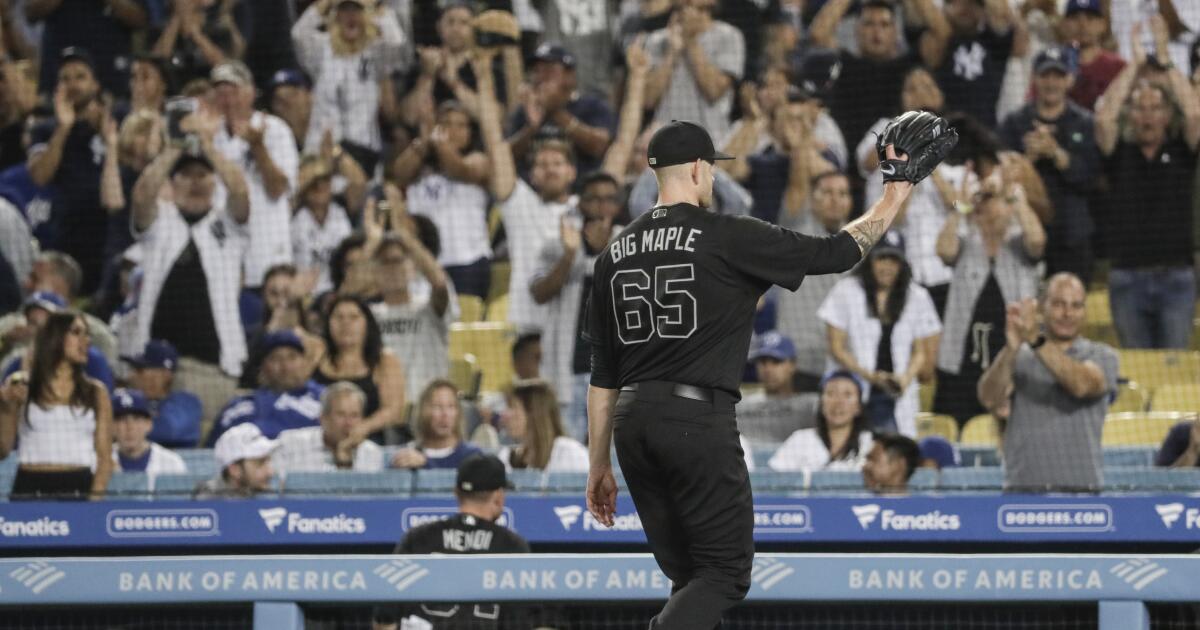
[475,48,516,201]
[977,301,1026,412]
[913,0,953,68]
[1010,184,1046,259]
[1033,338,1108,399]
[934,210,962,265]
[644,26,682,107]
[842,152,915,255]
[601,38,650,181]
[1095,27,1144,155]
[100,115,125,213]
[808,0,852,50]
[196,113,250,223]
[24,0,63,22]
[530,219,580,304]
[719,85,765,182]
[27,86,75,186]
[386,184,449,316]
[131,145,182,231]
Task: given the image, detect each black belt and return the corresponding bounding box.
[620,381,714,403]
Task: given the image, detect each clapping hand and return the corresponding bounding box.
[626,35,650,77]
[53,84,75,128]
[560,215,582,254]
[1004,298,1039,350]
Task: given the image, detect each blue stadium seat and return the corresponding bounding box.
[750,444,776,470]
[282,471,412,498]
[153,473,213,498]
[908,468,939,492]
[107,472,150,500]
[176,449,217,477]
[1104,467,1200,491]
[412,469,457,495]
[1103,447,1158,468]
[750,470,807,494]
[940,467,1004,491]
[0,453,16,500]
[810,470,865,491]
[958,446,1001,467]
[542,472,586,494]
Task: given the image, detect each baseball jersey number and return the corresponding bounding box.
[612,264,697,344]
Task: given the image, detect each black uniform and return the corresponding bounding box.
[372,514,531,629]
[587,202,861,629]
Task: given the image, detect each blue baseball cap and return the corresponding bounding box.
[267,68,311,94]
[1064,0,1102,16]
[112,388,152,419]
[1033,46,1076,76]
[122,339,179,371]
[919,436,961,469]
[260,330,304,355]
[23,291,67,314]
[750,331,797,362]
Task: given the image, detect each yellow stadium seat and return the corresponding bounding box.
[919,382,935,412]
[916,413,958,441]
[456,295,484,323]
[1085,290,1110,325]
[448,355,481,399]
[1102,411,1187,446]
[1117,350,1200,392]
[485,294,509,322]
[959,414,1000,447]
[488,261,510,303]
[448,322,515,393]
[1110,380,1148,413]
[1150,384,1200,413]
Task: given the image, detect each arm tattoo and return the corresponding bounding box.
[844,215,890,256]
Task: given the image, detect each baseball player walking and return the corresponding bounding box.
[584,114,956,629]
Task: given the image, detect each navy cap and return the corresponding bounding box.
[647,121,734,168]
[123,339,179,371]
[919,436,961,469]
[868,230,906,260]
[267,68,311,93]
[170,147,214,176]
[59,46,96,73]
[1033,46,1076,76]
[112,388,152,419]
[23,291,67,314]
[794,49,843,101]
[457,453,514,492]
[1064,0,1102,16]
[750,331,797,362]
[531,42,576,69]
[260,330,305,355]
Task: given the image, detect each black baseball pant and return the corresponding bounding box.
[613,381,754,630]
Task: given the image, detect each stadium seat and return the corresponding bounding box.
[107,472,150,499]
[1104,467,1200,491]
[448,322,515,393]
[542,472,587,494]
[1102,446,1158,467]
[957,446,1001,467]
[413,469,457,495]
[908,468,939,492]
[487,260,509,303]
[1117,350,1200,392]
[749,443,776,470]
[919,382,935,412]
[448,355,482,400]
[508,469,545,493]
[809,470,864,491]
[916,413,958,441]
[485,293,510,323]
[1149,383,1200,413]
[1102,412,1186,446]
[959,415,1001,447]
[1085,289,1110,325]
[177,449,218,478]
[939,467,1003,491]
[282,471,412,497]
[457,295,485,323]
[0,453,18,499]
[153,473,213,498]
[1111,380,1148,413]
[750,470,808,494]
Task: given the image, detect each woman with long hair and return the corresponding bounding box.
[390,379,482,469]
[497,379,587,472]
[819,234,942,436]
[768,371,874,471]
[0,312,113,499]
[313,295,406,444]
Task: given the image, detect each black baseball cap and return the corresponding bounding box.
[59,46,96,73]
[171,149,213,176]
[647,121,734,169]
[456,453,514,492]
[531,42,576,69]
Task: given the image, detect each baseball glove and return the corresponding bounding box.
[875,110,958,184]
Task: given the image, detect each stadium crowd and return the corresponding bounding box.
[0,0,1197,499]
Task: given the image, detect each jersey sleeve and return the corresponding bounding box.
[719,215,860,291]
[585,256,619,389]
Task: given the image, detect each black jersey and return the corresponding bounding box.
[587,203,860,396]
[373,514,530,629]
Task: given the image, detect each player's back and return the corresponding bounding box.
[590,202,800,396]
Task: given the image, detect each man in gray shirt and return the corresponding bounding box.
[978,272,1118,492]
[737,331,819,444]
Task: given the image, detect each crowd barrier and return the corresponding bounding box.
[0,554,1195,629]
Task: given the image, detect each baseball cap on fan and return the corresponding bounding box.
[647,121,735,168]
[214,423,279,469]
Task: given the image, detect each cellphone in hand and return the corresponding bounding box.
[164,96,198,143]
